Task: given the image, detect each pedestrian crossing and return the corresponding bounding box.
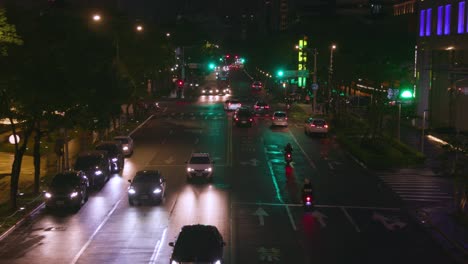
[377,171,453,203]
[153,112,227,120]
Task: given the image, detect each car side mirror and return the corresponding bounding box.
[168,242,175,247]
[127,179,131,183]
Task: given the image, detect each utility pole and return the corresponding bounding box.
[312,48,318,114]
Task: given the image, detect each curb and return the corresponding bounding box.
[0,202,44,242]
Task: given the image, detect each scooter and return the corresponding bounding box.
[303,191,314,211]
[284,151,293,165]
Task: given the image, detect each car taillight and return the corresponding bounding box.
[235,118,239,121]
[324,125,328,128]
[265,106,270,109]
[249,118,253,121]
[228,103,231,106]
[255,106,259,109]
[310,124,316,127]
[285,117,288,120]
[272,117,275,120]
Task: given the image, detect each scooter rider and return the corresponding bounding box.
[284,143,293,154]
[302,178,314,200]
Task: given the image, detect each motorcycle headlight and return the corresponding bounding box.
[153,188,162,194]
[214,260,221,264]
[111,158,118,162]
[95,170,103,176]
[187,167,194,172]
[128,188,136,195]
[205,167,212,172]
[123,146,129,151]
[44,192,52,199]
[70,192,79,198]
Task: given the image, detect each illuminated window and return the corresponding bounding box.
[459,2,465,34]
[445,4,451,35]
[437,6,443,35]
[426,8,432,36]
[420,9,426,36]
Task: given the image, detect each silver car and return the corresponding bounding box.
[304,118,329,136]
[113,136,134,156]
[271,111,288,127]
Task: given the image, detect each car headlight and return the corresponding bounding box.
[214,260,221,264]
[205,167,212,172]
[44,192,52,199]
[128,188,136,195]
[171,261,178,264]
[202,90,206,93]
[187,167,194,172]
[153,188,162,194]
[123,146,129,151]
[195,84,199,87]
[70,192,79,198]
[215,89,219,92]
[95,170,103,176]
[111,158,118,162]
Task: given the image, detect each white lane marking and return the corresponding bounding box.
[264,148,284,204]
[285,205,297,231]
[129,115,154,136]
[287,130,316,169]
[70,199,122,264]
[341,207,361,233]
[347,153,367,169]
[148,228,167,264]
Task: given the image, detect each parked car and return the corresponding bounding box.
[127,170,166,205]
[95,141,124,173]
[113,135,134,156]
[186,152,215,182]
[44,171,89,211]
[271,111,288,127]
[74,150,111,188]
[304,117,329,136]
[169,224,226,264]
[234,107,254,127]
[224,99,242,111]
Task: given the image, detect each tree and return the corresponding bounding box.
[0,8,23,56]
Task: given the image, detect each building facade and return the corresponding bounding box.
[417,0,468,132]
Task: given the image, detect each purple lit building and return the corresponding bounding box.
[417,0,468,132]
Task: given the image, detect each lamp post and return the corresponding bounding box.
[328,44,336,102]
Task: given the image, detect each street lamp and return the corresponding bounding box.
[328,44,336,100]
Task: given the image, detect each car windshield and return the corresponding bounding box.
[114,138,129,144]
[189,156,210,164]
[313,120,327,126]
[51,174,79,187]
[256,102,268,106]
[274,112,286,117]
[134,173,159,183]
[238,111,252,117]
[75,156,99,168]
[230,100,240,104]
[173,229,220,260]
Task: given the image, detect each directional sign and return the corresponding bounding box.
[311,210,328,228]
[257,247,280,262]
[164,156,175,164]
[253,207,269,226]
[372,212,407,231]
[311,83,319,90]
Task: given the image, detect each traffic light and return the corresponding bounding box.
[277,70,284,77]
[208,62,216,70]
[177,80,184,87]
[400,89,413,99]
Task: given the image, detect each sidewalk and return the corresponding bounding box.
[295,102,468,261]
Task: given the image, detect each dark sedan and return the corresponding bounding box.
[95,141,124,173]
[127,170,166,205]
[169,224,225,264]
[44,171,89,212]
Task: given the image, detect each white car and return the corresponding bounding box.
[185,153,214,182]
[224,99,242,111]
[271,111,288,127]
[113,136,134,156]
[304,118,329,136]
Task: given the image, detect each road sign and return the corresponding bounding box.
[311,83,319,90]
[282,70,309,78]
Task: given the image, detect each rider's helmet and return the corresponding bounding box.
[304,178,311,185]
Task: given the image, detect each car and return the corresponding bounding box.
[304,117,329,136]
[44,171,89,211]
[185,152,215,182]
[224,99,242,111]
[234,108,254,127]
[221,86,231,95]
[168,224,226,264]
[74,150,111,188]
[113,135,134,156]
[253,100,270,116]
[127,170,166,205]
[251,81,263,91]
[271,111,288,127]
[95,141,125,173]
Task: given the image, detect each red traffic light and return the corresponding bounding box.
[226,54,230,58]
[177,80,184,87]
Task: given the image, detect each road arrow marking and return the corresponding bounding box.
[257,247,280,262]
[253,207,269,226]
[311,210,328,228]
[250,158,259,166]
[164,156,175,164]
[372,212,407,231]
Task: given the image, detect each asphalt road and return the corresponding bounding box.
[0,70,456,264]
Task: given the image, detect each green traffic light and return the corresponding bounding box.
[208,63,216,70]
[400,90,413,99]
[240,58,245,63]
[277,70,284,77]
